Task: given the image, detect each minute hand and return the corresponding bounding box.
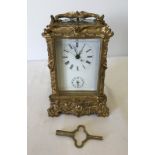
[79,44,86,55]
[73,47,78,55]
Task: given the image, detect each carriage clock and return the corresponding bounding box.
[42,11,113,117]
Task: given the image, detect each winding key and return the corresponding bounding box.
[56,125,103,148]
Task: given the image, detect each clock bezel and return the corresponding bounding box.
[42,11,113,117]
[54,37,102,96]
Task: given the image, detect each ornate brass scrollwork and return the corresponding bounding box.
[42,11,113,117]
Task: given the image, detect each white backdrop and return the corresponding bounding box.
[27,0,128,60]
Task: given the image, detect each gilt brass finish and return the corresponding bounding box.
[56,125,103,148]
[42,11,113,117]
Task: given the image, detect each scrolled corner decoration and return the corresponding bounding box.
[42,11,114,117]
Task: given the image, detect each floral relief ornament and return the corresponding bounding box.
[42,11,113,117]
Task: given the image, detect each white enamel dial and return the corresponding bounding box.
[62,41,94,71]
[56,39,101,91]
[71,76,85,88]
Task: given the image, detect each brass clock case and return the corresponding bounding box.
[42,11,113,117]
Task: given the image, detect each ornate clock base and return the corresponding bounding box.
[47,94,109,117]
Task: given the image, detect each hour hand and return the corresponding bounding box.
[64,49,75,56]
[68,44,77,55]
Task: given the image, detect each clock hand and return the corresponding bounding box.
[73,46,78,55]
[64,50,76,56]
[76,80,80,88]
[68,44,77,56]
[69,52,76,56]
[79,44,86,55]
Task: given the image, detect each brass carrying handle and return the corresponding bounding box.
[54,11,103,21]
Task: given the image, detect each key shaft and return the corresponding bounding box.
[56,130,74,138]
[87,134,103,140]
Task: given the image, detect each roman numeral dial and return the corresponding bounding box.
[62,41,94,71]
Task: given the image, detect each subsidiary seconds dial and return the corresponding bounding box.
[71,77,85,88]
[62,41,94,71]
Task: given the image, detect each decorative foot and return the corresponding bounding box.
[97,103,109,117]
[47,103,61,117]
